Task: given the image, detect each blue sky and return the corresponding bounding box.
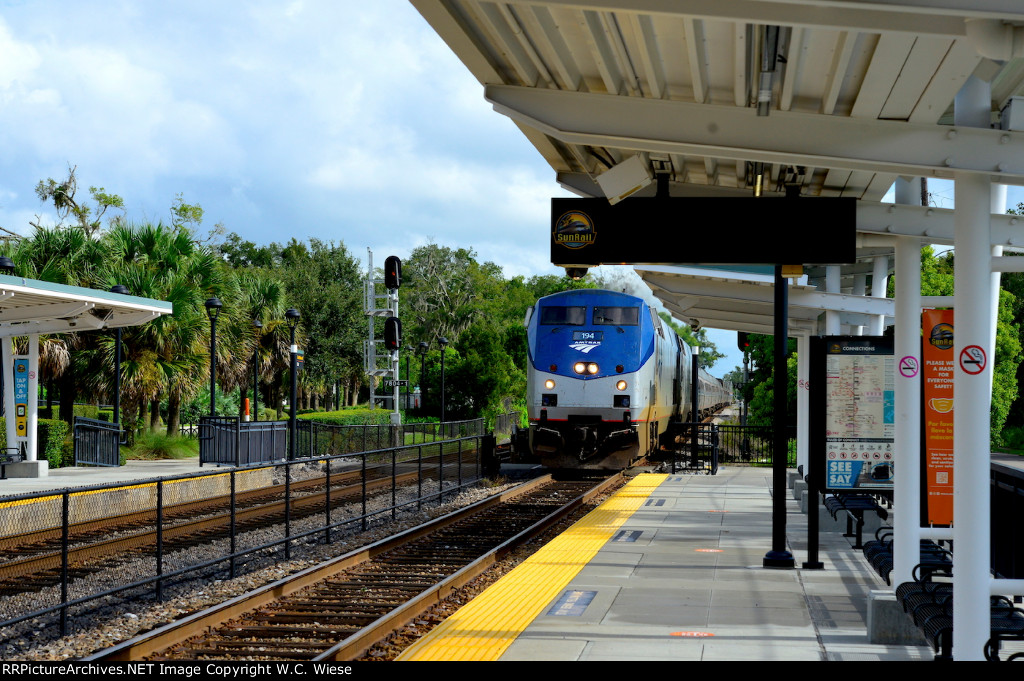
[0,0,574,277]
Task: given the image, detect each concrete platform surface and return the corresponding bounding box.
[403,466,933,662]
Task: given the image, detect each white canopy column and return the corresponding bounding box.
[952,75,995,661]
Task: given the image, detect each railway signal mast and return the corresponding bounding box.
[364,250,403,425]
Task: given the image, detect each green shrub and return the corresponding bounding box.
[73,404,100,420]
[38,418,71,468]
[298,408,392,426]
[126,432,199,460]
[0,417,71,468]
[1000,425,1024,452]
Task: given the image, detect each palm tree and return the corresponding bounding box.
[98,222,229,435]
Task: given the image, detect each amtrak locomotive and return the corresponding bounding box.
[524,289,731,469]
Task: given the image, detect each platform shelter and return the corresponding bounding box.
[414,0,1024,659]
[0,274,172,478]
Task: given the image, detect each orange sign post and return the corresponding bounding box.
[922,309,955,525]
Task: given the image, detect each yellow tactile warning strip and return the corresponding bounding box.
[397,473,667,661]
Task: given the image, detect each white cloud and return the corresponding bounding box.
[0,1,567,277]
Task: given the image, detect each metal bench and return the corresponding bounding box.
[863,528,952,585]
[823,493,890,549]
[897,563,1024,661]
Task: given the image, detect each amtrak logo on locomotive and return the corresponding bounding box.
[553,210,596,249]
[570,330,602,353]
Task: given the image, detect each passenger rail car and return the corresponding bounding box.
[524,289,732,469]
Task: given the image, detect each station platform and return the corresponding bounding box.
[398,466,932,662]
[0,457,207,496]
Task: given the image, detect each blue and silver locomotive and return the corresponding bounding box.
[524,289,731,469]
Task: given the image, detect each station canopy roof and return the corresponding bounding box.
[413,0,1024,333]
[0,275,172,338]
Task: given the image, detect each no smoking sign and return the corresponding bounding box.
[959,345,986,375]
[898,356,918,378]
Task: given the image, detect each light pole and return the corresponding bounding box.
[110,285,130,430]
[286,308,300,461]
[417,341,428,411]
[252,319,262,422]
[205,297,222,416]
[439,337,449,423]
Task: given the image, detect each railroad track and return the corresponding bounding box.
[0,454,479,598]
[86,473,621,662]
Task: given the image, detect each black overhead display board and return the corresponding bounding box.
[550,197,856,266]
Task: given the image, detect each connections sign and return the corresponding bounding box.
[810,336,894,493]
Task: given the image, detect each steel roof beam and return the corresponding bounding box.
[494,1,971,36]
[857,202,1024,245]
[0,315,106,338]
[486,84,1024,184]
[553,175,1024,245]
[639,267,896,315]
[0,302,94,323]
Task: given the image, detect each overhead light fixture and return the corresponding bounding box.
[596,154,652,205]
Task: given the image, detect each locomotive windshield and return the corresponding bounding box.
[540,306,586,325]
[592,306,639,326]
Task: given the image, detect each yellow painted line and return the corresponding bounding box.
[397,473,667,661]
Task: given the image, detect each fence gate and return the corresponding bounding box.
[73,416,122,467]
[199,416,288,466]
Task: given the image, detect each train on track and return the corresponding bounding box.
[522,289,732,469]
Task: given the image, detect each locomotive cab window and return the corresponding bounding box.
[592,306,639,326]
[540,306,586,325]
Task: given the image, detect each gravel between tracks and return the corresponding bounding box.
[0,477,523,661]
[357,476,624,661]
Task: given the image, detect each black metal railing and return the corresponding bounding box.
[492,411,521,438]
[293,418,487,459]
[196,414,512,466]
[714,423,789,465]
[198,416,288,466]
[0,432,489,637]
[992,462,1024,579]
[663,423,796,473]
[73,417,122,467]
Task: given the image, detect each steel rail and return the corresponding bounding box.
[86,473,620,661]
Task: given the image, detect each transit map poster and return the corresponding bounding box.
[811,337,895,493]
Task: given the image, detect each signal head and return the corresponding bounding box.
[384,255,402,290]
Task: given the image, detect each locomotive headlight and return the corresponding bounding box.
[616,380,627,391]
[587,362,599,374]
[573,362,587,374]
[544,379,556,389]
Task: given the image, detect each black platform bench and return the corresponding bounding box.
[897,564,1024,660]
[823,493,890,549]
[863,528,952,586]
